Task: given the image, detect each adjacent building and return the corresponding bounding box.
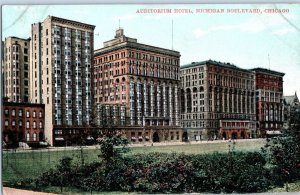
[2,101,45,147]
[30,16,95,145]
[251,68,285,137]
[180,60,256,141]
[283,92,299,129]
[3,37,31,102]
[94,28,181,143]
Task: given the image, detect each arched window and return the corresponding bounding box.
[26,121,30,128]
[33,133,37,141]
[26,133,30,141]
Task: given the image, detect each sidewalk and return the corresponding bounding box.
[3,187,59,195]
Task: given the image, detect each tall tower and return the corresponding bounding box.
[30,16,95,145]
[3,37,31,103]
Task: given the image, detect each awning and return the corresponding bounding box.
[266,130,282,135]
[145,136,150,139]
[138,136,143,140]
[55,137,64,141]
[131,137,136,140]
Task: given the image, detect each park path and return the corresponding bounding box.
[3,187,59,195]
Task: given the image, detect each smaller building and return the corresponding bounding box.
[283,92,300,129]
[3,36,31,103]
[2,101,45,147]
[250,68,285,137]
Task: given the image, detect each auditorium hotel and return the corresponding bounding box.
[94,28,181,143]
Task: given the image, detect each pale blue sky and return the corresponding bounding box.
[2,4,300,95]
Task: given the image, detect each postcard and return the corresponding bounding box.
[2,3,300,195]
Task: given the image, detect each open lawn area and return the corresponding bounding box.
[2,139,266,184]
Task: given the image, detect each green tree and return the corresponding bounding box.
[263,107,300,186]
[98,130,129,163]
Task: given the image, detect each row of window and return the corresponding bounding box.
[95,52,179,65]
[4,120,43,129]
[4,109,43,118]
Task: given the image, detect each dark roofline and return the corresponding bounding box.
[5,36,31,41]
[181,59,253,73]
[3,102,45,108]
[249,67,285,76]
[94,42,180,58]
[41,15,95,29]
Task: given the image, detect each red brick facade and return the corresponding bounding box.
[251,68,285,137]
[2,102,45,146]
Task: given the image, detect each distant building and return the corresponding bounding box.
[3,36,31,103]
[180,60,256,140]
[94,28,181,143]
[30,16,95,145]
[2,101,45,147]
[283,92,299,129]
[251,68,285,137]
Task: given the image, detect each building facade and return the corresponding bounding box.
[180,60,256,141]
[94,29,181,143]
[2,102,45,147]
[283,92,300,130]
[3,37,31,102]
[251,68,285,137]
[30,16,95,145]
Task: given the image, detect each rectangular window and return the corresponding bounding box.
[12,109,16,116]
[5,120,9,126]
[19,121,22,127]
[26,121,30,128]
[12,120,16,126]
[19,109,23,116]
[26,111,30,118]
[33,111,36,118]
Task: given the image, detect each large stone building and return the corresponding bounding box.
[30,16,95,145]
[94,28,181,143]
[2,101,45,148]
[251,68,285,137]
[180,60,256,141]
[3,37,31,103]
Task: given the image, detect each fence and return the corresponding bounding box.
[2,146,101,183]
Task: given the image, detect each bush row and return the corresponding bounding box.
[14,151,279,193]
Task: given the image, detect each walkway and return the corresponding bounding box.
[3,187,59,195]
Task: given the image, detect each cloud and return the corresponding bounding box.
[112,14,137,21]
[193,14,297,38]
[272,28,295,36]
[72,10,90,15]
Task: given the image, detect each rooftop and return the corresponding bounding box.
[180,59,253,73]
[250,67,285,77]
[94,28,180,57]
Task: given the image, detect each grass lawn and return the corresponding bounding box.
[268,180,300,192]
[129,139,266,155]
[2,147,101,183]
[2,139,266,190]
